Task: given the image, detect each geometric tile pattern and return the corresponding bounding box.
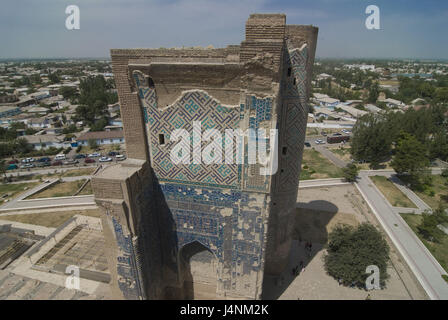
[278,45,309,192]
[134,71,243,189]
[112,217,143,300]
[160,182,265,277]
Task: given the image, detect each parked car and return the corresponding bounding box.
[304,142,311,147]
[99,156,113,162]
[63,159,79,165]
[115,154,126,161]
[8,159,18,164]
[54,154,66,161]
[88,152,101,158]
[35,162,51,167]
[6,164,18,170]
[20,163,35,169]
[21,157,35,163]
[108,151,119,157]
[84,158,96,164]
[38,157,51,162]
[75,154,86,159]
[315,139,325,144]
[51,160,63,166]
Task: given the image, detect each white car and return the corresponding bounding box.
[115,154,126,161]
[54,154,66,160]
[315,139,325,144]
[88,152,101,158]
[99,156,112,162]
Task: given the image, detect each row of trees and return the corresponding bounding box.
[351,105,448,169]
[417,205,448,244]
[74,76,118,131]
[0,138,33,158]
[384,76,448,105]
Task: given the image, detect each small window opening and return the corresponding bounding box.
[287,67,292,77]
[293,78,296,85]
[159,134,165,145]
[282,147,287,155]
[148,77,155,88]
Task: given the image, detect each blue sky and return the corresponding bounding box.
[1,0,447,59]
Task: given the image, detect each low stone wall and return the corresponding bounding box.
[26,214,102,264]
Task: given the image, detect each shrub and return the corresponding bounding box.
[324,223,390,288]
[442,275,448,283]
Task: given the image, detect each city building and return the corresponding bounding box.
[77,130,125,146]
[0,105,21,118]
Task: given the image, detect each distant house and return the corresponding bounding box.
[26,117,51,129]
[378,98,406,108]
[0,94,18,104]
[411,98,426,106]
[104,125,123,132]
[109,117,122,127]
[24,134,70,150]
[0,105,21,119]
[316,97,340,109]
[77,130,125,146]
[108,103,120,113]
[336,103,368,118]
[364,104,382,113]
[316,73,333,81]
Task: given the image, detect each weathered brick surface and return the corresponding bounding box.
[96,13,318,300]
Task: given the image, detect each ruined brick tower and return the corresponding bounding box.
[92,14,318,300]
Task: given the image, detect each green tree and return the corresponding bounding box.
[350,113,393,167]
[342,163,359,182]
[391,132,429,176]
[417,206,448,243]
[88,139,98,150]
[367,82,379,103]
[0,159,8,182]
[324,223,390,288]
[59,86,78,100]
[48,72,60,84]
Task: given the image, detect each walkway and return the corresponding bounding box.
[356,171,448,300]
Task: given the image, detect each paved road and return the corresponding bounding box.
[356,171,448,300]
[314,145,347,168]
[6,165,98,178]
[0,176,96,212]
[370,171,432,212]
[299,178,349,188]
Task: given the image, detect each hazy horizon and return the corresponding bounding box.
[1,0,448,60]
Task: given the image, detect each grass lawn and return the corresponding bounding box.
[400,213,448,273]
[370,176,417,208]
[0,209,101,228]
[306,127,320,136]
[10,167,97,183]
[28,179,92,199]
[399,175,448,210]
[44,167,96,179]
[300,149,343,180]
[0,182,39,205]
[78,181,93,195]
[328,147,394,170]
[329,147,352,162]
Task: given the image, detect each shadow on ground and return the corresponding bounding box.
[261,200,338,299]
